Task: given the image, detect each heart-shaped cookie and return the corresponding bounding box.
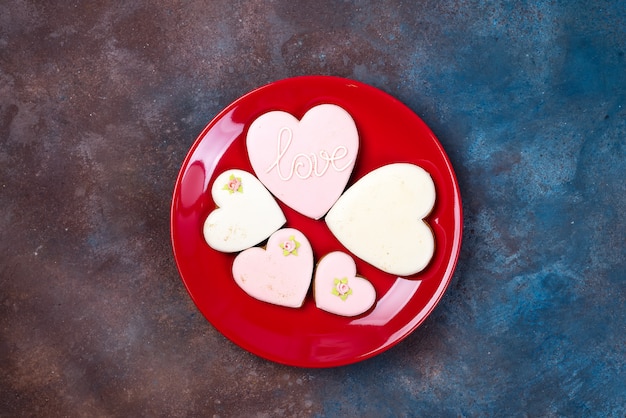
[232,228,313,308]
[203,169,286,253]
[246,104,359,219]
[314,251,376,317]
[325,163,436,276]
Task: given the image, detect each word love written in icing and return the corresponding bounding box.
[265,127,353,181]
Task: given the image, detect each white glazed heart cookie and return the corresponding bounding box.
[246,104,359,219]
[325,163,436,276]
[203,169,286,253]
[314,251,376,317]
[232,228,313,308]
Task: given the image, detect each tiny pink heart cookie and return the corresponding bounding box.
[246,104,359,219]
[232,228,313,308]
[314,251,376,317]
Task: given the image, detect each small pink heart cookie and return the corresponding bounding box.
[246,104,359,219]
[232,228,313,308]
[314,251,376,317]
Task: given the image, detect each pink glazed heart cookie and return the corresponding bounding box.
[232,228,313,308]
[314,251,376,317]
[326,163,436,276]
[246,104,359,219]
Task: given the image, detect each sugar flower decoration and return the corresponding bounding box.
[280,235,300,256]
[223,174,243,194]
[332,277,353,301]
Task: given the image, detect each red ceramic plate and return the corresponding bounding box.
[171,76,462,368]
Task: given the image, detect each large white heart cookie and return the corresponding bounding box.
[246,104,359,219]
[325,163,436,276]
[203,169,286,253]
[232,228,313,308]
[314,251,376,317]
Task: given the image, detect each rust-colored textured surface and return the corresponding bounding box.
[1,1,625,416]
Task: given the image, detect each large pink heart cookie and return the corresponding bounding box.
[246,104,359,219]
[325,163,436,276]
[232,228,313,308]
[314,251,376,317]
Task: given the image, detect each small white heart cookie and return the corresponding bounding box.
[246,104,359,219]
[325,163,436,276]
[203,169,286,253]
[232,228,313,308]
[314,251,376,317]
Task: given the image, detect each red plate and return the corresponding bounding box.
[171,76,462,367]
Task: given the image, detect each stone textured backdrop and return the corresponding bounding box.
[1,1,624,416]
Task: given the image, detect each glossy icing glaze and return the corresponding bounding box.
[203,169,286,252]
[232,228,313,308]
[246,104,359,219]
[326,163,436,276]
[314,251,376,317]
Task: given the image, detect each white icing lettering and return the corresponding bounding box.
[293,153,313,179]
[312,150,331,177]
[329,146,351,172]
[265,127,293,180]
[265,127,353,181]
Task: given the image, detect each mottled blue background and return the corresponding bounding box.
[1,0,624,416]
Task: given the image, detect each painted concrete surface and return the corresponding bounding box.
[1,1,624,416]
